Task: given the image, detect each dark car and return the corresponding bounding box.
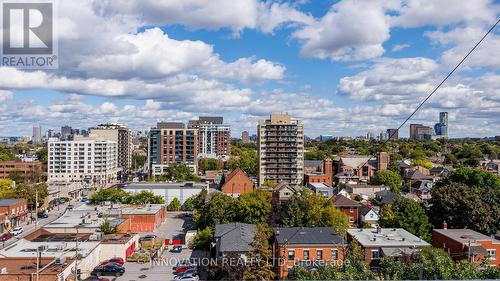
[100,257,125,266]
[0,232,13,242]
[170,246,183,253]
[37,211,49,218]
[66,204,74,210]
[83,277,110,281]
[91,263,125,277]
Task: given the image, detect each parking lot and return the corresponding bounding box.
[113,212,205,281]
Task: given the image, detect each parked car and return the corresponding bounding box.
[0,232,13,242]
[173,273,199,281]
[91,263,125,277]
[66,204,74,210]
[139,234,157,242]
[10,227,23,236]
[81,197,89,203]
[100,257,124,266]
[174,259,193,269]
[170,246,183,253]
[175,264,196,275]
[176,268,198,277]
[37,211,49,218]
[83,277,110,281]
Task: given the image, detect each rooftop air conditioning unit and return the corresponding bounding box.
[55,257,66,264]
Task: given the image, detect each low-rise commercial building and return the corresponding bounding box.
[347,228,430,269]
[432,228,500,268]
[0,160,46,182]
[0,257,75,281]
[122,182,208,205]
[0,198,28,232]
[273,227,345,279]
[119,204,167,233]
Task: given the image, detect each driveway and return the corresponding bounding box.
[117,212,205,281]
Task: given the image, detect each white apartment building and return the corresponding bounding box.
[48,138,119,185]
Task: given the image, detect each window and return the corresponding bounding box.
[371,250,380,260]
[303,250,309,260]
[349,207,354,213]
[332,249,339,260]
[288,250,295,261]
[316,250,323,260]
[487,249,496,260]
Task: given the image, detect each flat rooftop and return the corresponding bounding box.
[433,229,500,246]
[120,204,164,215]
[0,257,74,275]
[43,205,102,229]
[347,228,430,248]
[123,182,207,190]
[101,233,138,244]
[0,238,99,258]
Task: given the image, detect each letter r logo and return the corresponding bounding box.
[2,2,53,54]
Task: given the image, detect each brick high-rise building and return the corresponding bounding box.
[257,114,304,187]
[188,117,230,159]
[148,122,198,176]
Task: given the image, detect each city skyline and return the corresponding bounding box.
[0,1,499,138]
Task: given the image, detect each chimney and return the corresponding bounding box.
[442,221,447,230]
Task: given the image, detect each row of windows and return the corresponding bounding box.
[287,249,339,261]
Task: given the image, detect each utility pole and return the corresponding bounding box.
[468,240,471,262]
[35,188,39,227]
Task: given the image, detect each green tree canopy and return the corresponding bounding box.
[430,168,500,235]
[379,196,432,241]
[167,197,181,211]
[371,170,402,192]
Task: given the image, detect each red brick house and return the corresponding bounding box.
[304,157,333,186]
[0,198,28,232]
[333,194,361,226]
[333,152,389,183]
[220,168,253,197]
[273,227,345,279]
[433,228,500,268]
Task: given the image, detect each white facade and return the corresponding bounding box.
[198,123,231,159]
[48,138,119,185]
[122,182,208,204]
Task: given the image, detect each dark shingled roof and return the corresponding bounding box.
[274,227,344,245]
[333,194,361,207]
[359,205,377,216]
[215,223,256,253]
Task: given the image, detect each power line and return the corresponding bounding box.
[358,18,500,169]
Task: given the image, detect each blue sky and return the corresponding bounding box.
[0,0,499,138]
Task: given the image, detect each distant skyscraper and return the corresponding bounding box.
[257,114,304,187]
[434,112,448,138]
[241,131,250,143]
[61,125,72,140]
[32,126,42,144]
[386,129,399,140]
